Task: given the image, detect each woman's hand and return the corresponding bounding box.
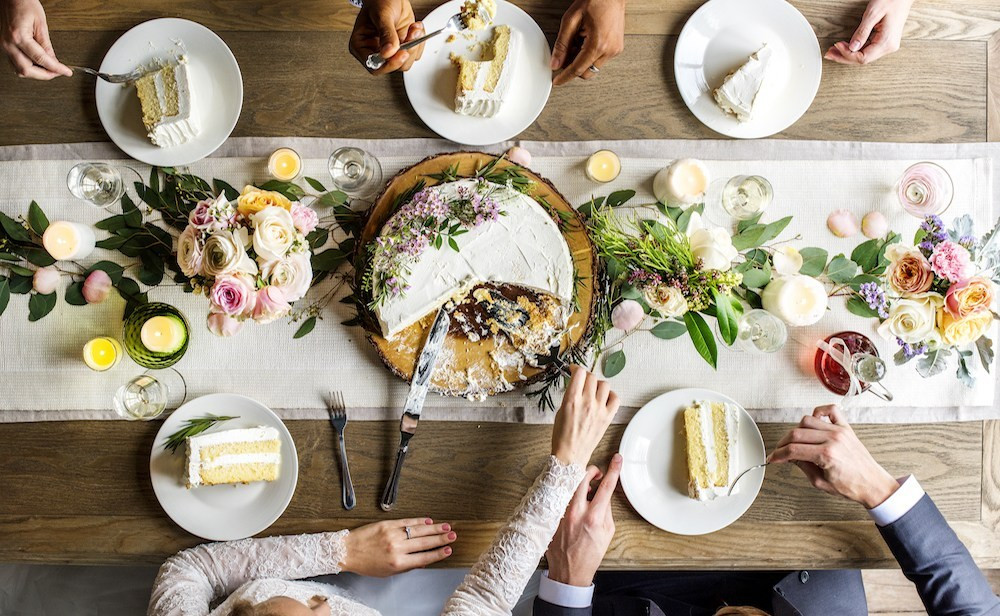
[1,0,71,80]
[824,0,913,66]
[340,518,456,577]
[348,0,425,75]
[551,0,626,86]
[551,365,620,467]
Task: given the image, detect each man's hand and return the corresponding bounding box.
[551,0,626,86]
[824,0,913,66]
[348,0,425,75]
[769,405,899,509]
[1,0,72,80]
[546,453,622,587]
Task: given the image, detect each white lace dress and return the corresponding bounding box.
[148,456,584,616]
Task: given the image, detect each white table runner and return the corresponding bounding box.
[0,138,997,424]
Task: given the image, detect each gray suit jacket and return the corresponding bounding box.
[534,495,1000,616]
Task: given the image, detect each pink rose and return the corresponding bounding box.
[189,200,215,230]
[82,270,112,304]
[945,277,994,318]
[32,266,60,294]
[929,241,973,283]
[611,299,644,330]
[207,310,244,337]
[209,274,257,316]
[290,202,319,235]
[252,285,291,324]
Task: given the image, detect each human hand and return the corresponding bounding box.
[340,518,456,576]
[1,0,71,80]
[769,405,899,509]
[824,0,913,66]
[551,0,626,86]
[348,0,425,75]
[546,453,622,587]
[551,365,620,467]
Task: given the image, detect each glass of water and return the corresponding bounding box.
[734,309,787,353]
[66,162,126,209]
[721,175,773,220]
[112,368,187,420]
[328,147,383,199]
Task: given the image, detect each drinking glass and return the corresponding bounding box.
[328,147,383,199]
[66,162,125,209]
[721,175,773,220]
[734,309,787,353]
[112,368,187,420]
[896,162,953,218]
[814,331,892,401]
[122,303,191,369]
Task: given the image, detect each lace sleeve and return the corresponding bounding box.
[441,456,585,615]
[147,530,349,616]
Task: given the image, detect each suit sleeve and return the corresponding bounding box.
[532,597,593,616]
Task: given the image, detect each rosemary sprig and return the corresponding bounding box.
[163,414,240,454]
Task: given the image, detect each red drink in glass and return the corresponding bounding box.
[814,331,880,395]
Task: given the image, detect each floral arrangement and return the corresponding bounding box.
[848,214,999,385]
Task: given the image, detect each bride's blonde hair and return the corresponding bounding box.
[714,607,771,616]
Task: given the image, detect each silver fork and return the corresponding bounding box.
[68,65,148,84]
[328,391,356,510]
[727,463,770,497]
[364,6,494,71]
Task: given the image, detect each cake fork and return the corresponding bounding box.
[67,65,148,84]
[365,6,494,71]
[727,462,769,497]
[328,391,356,510]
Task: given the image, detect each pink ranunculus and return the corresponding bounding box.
[290,202,319,235]
[929,241,973,283]
[611,299,644,331]
[506,146,532,167]
[252,285,291,324]
[209,274,257,316]
[207,310,245,337]
[189,199,216,230]
[32,266,60,294]
[82,270,113,304]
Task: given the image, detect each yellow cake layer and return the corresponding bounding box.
[683,406,712,491]
[134,71,163,130]
[711,402,731,486]
[198,440,281,462]
[483,26,510,93]
[198,462,279,486]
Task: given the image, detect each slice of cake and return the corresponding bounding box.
[683,400,740,501]
[713,45,772,122]
[134,56,200,148]
[185,426,281,488]
[460,0,496,30]
[449,25,519,118]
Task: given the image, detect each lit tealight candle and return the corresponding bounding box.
[140,315,187,354]
[268,147,302,181]
[42,221,96,261]
[761,274,829,327]
[586,150,621,183]
[82,337,122,372]
[653,158,710,206]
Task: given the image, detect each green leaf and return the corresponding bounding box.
[827,255,860,284]
[8,273,32,294]
[976,337,994,372]
[850,238,881,272]
[306,228,330,251]
[294,316,317,339]
[737,213,763,233]
[64,281,86,306]
[740,266,772,289]
[713,289,738,346]
[848,274,881,291]
[605,256,625,281]
[957,354,976,388]
[650,320,686,339]
[605,190,636,208]
[95,236,127,250]
[259,180,306,201]
[0,278,9,316]
[916,346,952,378]
[22,247,55,267]
[137,253,165,286]
[846,296,880,318]
[603,349,626,377]
[0,252,18,261]
[115,277,143,302]
[87,261,124,285]
[213,178,241,201]
[27,201,49,235]
[676,205,703,233]
[798,247,828,277]
[683,311,718,369]
[121,194,143,228]
[0,212,31,242]
[448,236,460,252]
[312,249,348,272]
[731,224,766,251]
[620,284,642,300]
[28,292,56,322]
[95,215,128,231]
[757,216,793,245]
[743,288,763,309]
[7,264,33,276]
[304,177,327,192]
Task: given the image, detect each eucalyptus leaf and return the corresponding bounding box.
[713,289,738,346]
[259,180,306,200]
[312,249,348,272]
[740,267,772,289]
[28,292,56,322]
[798,247,828,277]
[620,284,641,300]
[737,213,763,233]
[306,228,330,251]
[755,216,793,245]
[603,349,626,377]
[304,177,327,192]
[605,256,625,281]
[27,201,49,235]
[846,296,880,318]
[826,255,860,284]
[848,274,881,291]
[0,278,9,316]
[743,288,763,309]
[650,320,686,339]
[294,316,317,339]
[731,225,766,251]
[64,281,86,306]
[850,239,881,272]
[605,190,636,208]
[683,311,718,369]
[676,205,705,233]
[916,346,952,378]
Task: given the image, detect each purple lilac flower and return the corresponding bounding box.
[627,269,663,288]
[918,215,949,256]
[858,282,889,319]
[896,337,928,360]
[958,234,978,251]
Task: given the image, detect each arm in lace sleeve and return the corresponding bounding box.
[147,530,349,616]
[441,456,585,615]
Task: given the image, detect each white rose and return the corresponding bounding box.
[202,228,258,278]
[643,284,688,317]
[876,291,944,344]
[686,212,738,271]
[261,252,313,302]
[252,206,297,262]
[176,225,203,278]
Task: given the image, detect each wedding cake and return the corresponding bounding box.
[683,400,740,500]
[713,45,772,122]
[185,426,281,488]
[134,56,200,147]
[449,25,519,118]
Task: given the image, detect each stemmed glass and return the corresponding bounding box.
[328,147,383,199]
[66,162,125,209]
[734,309,787,353]
[112,368,188,420]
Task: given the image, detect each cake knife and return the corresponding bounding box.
[380,306,451,511]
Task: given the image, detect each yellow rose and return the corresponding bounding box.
[237,185,292,218]
[937,309,993,346]
[945,277,995,318]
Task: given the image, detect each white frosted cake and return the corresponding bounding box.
[683,401,740,501]
[713,45,772,122]
[185,426,281,488]
[450,25,519,118]
[134,56,200,148]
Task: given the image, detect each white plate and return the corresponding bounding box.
[402,0,551,145]
[674,0,821,139]
[149,393,298,541]
[96,18,243,166]
[618,388,766,535]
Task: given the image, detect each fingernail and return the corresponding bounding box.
[613,453,623,464]
[381,44,394,55]
[849,41,861,52]
[550,56,560,70]
[447,532,457,540]
[425,518,433,524]
[442,523,451,531]
[444,547,453,555]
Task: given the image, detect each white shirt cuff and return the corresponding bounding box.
[867,475,925,527]
[538,570,595,608]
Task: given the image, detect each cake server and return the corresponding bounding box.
[365,6,494,71]
[380,306,451,511]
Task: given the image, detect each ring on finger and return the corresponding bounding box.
[588,64,600,73]
[404,526,412,540]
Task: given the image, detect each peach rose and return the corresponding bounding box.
[937,309,993,347]
[885,244,934,296]
[945,277,994,318]
[236,185,292,218]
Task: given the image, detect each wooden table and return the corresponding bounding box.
[1,0,999,572]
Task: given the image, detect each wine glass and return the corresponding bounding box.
[328,147,383,199]
[896,162,953,218]
[721,175,773,220]
[734,309,787,353]
[66,162,125,209]
[112,368,187,420]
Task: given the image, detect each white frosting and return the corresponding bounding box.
[713,45,772,122]
[692,401,740,501]
[148,56,200,148]
[455,28,519,118]
[374,178,574,339]
[185,426,280,487]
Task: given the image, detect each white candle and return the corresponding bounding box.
[653,158,710,206]
[761,274,828,327]
[42,221,96,261]
[586,150,621,183]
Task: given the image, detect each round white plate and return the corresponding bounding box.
[149,393,298,541]
[619,388,766,536]
[674,0,821,139]
[402,0,551,145]
[96,18,243,166]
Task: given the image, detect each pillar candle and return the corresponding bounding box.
[42,221,96,261]
[761,274,828,327]
[653,158,710,205]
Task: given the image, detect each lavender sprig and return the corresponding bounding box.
[858,281,889,319]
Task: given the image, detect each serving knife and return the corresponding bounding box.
[380,306,451,511]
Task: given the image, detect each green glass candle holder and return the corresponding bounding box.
[122,302,190,369]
